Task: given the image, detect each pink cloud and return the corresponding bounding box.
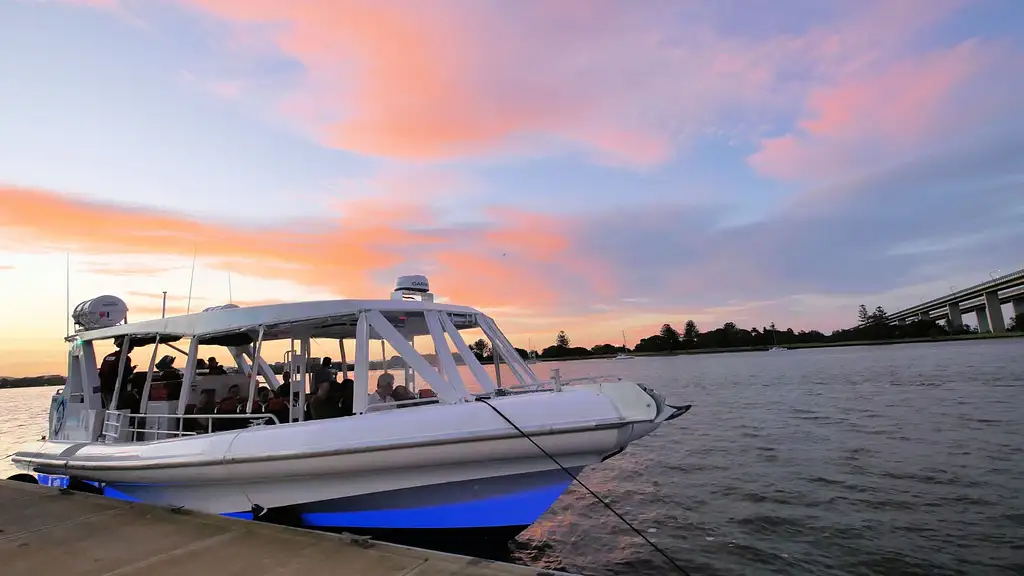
[128,0,827,167]
[749,39,1020,182]
[57,0,999,172]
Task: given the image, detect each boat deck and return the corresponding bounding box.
[0,480,567,576]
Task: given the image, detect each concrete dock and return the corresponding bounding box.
[0,480,567,576]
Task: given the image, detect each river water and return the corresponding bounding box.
[2,339,1023,575]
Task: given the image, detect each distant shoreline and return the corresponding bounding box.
[0,375,66,389]
[2,333,1021,384]
[535,331,1024,362]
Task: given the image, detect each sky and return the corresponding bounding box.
[1,0,1023,377]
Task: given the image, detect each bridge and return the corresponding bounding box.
[873,268,1024,333]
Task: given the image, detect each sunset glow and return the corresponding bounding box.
[1,0,1022,376]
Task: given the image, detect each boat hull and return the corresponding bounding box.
[39,460,586,553]
[15,383,675,550]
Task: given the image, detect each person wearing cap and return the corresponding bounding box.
[207,357,227,375]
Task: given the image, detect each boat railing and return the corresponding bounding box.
[102,410,281,442]
[486,374,624,395]
[364,397,442,413]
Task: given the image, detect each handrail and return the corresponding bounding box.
[104,410,281,442]
[364,398,441,412]
[488,375,624,394]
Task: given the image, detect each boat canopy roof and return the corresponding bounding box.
[70,299,485,345]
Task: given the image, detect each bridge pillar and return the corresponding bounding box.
[977,308,991,333]
[984,290,1006,333]
[1013,298,1024,317]
[896,318,907,326]
[917,311,930,321]
[946,303,963,328]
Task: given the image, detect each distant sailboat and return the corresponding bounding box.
[527,338,540,364]
[768,322,788,351]
[615,330,635,359]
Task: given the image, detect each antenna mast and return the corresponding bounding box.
[186,248,197,314]
[65,253,70,337]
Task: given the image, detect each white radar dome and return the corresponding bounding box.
[72,295,129,332]
[202,304,241,313]
[395,275,430,293]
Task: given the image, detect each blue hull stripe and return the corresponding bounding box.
[300,480,573,529]
[39,474,572,529]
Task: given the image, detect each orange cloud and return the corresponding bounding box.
[749,40,1013,181]
[0,185,595,311]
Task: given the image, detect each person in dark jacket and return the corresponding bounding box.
[98,339,135,408]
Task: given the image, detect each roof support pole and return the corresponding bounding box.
[110,335,132,411]
[246,325,265,414]
[138,334,162,417]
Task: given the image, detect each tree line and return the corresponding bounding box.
[525,306,1024,359]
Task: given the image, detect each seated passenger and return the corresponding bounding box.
[392,385,415,402]
[367,373,395,407]
[153,355,183,400]
[214,383,245,431]
[154,355,181,381]
[310,381,340,420]
[336,378,354,417]
[207,357,227,375]
[256,386,281,413]
[392,384,419,408]
[185,389,217,433]
[265,394,289,424]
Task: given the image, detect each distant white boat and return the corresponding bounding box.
[615,330,635,359]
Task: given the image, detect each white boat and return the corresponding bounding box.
[614,330,635,359]
[10,275,688,551]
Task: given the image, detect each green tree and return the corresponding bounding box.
[858,304,870,324]
[683,319,699,339]
[1010,313,1024,332]
[871,306,888,324]
[470,338,490,358]
[555,330,571,348]
[659,324,681,349]
[659,323,680,340]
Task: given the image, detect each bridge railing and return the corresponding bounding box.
[890,269,1024,318]
[855,268,1024,327]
